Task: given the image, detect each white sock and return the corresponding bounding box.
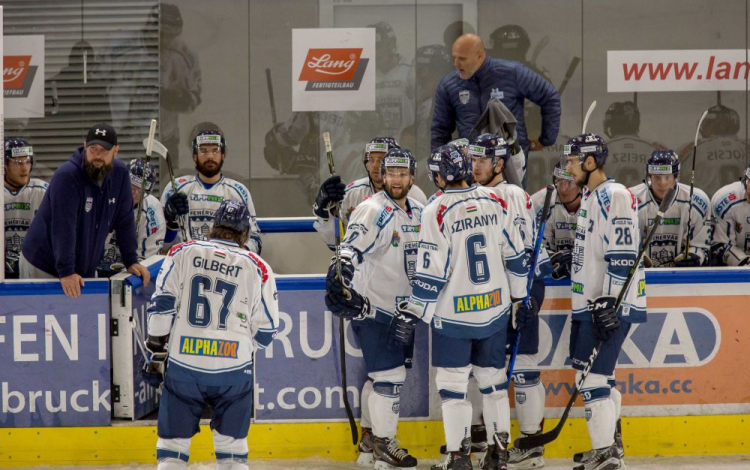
[360,379,373,429]
[369,367,406,439]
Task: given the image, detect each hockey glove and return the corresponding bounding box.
[512,297,539,330]
[709,243,728,266]
[387,301,419,346]
[674,252,702,268]
[313,175,346,219]
[588,295,620,341]
[139,335,169,388]
[325,257,370,320]
[164,192,189,228]
[550,251,572,280]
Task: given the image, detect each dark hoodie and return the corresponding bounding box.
[22,146,138,278]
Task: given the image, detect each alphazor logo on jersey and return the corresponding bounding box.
[299,48,369,91]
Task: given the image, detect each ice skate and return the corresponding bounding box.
[357,427,375,466]
[480,432,509,470]
[433,438,473,470]
[507,432,544,469]
[572,445,622,470]
[372,436,417,469]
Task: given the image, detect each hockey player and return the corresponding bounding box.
[710,164,750,266]
[3,138,48,279]
[531,163,581,280]
[161,130,261,253]
[629,150,710,268]
[678,103,749,196]
[325,148,423,469]
[603,101,666,189]
[469,133,549,469]
[390,143,531,470]
[98,159,166,276]
[143,199,278,470]
[313,137,427,250]
[563,134,647,470]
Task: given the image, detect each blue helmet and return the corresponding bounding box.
[128,158,157,191]
[563,133,609,167]
[213,200,250,232]
[192,130,226,155]
[427,144,470,187]
[468,133,511,166]
[380,148,417,177]
[363,136,400,164]
[4,137,33,167]
[646,150,680,178]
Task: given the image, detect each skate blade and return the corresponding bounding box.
[374,462,416,470]
[357,452,374,467]
[508,456,544,469]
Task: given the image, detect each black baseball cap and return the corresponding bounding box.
[86,123,118,150]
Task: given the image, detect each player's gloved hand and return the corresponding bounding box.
[512,297,539,329]
[325,258,370,320]
[313,175,346,219]
[550,251,572,280]
[164,192,189,228]
[709,243,727,266]
[387,301,419,346]
[588,295,620,341]
[674,252,702,268]
[139,335,169,388]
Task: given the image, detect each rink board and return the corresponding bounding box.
[0,415,747,466]
[1,267,749,464]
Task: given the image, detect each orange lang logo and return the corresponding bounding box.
[299,48,362,81]
[4,55,32,89]
[298,48,369,91]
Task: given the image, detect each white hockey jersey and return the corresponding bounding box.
[161,174,261,253]
[531,188,578,255]
[314,177,427,250]
[711,181,750,266]
[630,182,710,267]
[571,180,646,323]
[488,181,552,277]
[407,185,529,338]
[340,192,423,325]
[606,135,665,189]
[679,136,750,196]
[100,194,166,268]
[148,239,279,385]
[4,178,48,278]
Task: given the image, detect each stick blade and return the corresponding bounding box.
[142,138,168,159]
[514,424,562,449]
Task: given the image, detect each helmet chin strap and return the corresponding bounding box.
[4,175,25,191]
[559,191,581,206]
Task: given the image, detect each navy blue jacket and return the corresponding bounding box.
[22,147,138,278]
[431,55,561,154]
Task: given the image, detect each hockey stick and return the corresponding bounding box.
[582,101,597,134]
[516,187,675,450]
[324,132,359,446]
[683,110,708,259]
[266,68,278,127]
[135,119,157,243]
[507,184,554,380]
[142,137,189,242]
[557,57,581,96]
